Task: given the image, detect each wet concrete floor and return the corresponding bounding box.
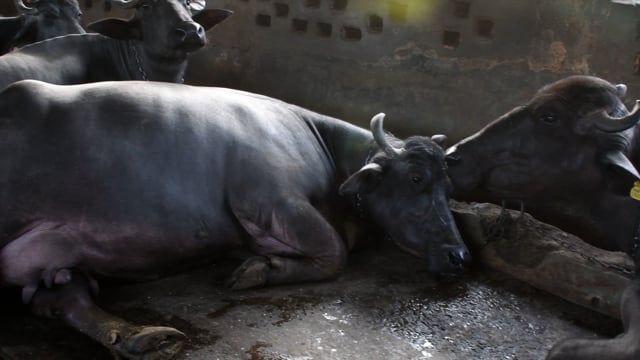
[0,243,620,360]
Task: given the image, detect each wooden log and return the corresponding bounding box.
[450,201,635,319]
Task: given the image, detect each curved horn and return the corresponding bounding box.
[14,0,39,15]
[594,100,640,133]
[370,113,403,158]
[109,0,141,8]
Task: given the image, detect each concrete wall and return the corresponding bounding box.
[82,0,640,142]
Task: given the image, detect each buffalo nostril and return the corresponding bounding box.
[176,22,205,43]
[448,249,470,268]
[175,28,187,41]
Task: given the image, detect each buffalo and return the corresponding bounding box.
[0,0,85,55]
[0,79,470,359]
[445,75,640,360]
[0,0,231,88]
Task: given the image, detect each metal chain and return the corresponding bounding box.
[131,45,148,81]
[354,193,366,220]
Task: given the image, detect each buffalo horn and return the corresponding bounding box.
[593,100,640,133]
[109,0,141,8]
[371,113,403,158]
[14,0,39,15]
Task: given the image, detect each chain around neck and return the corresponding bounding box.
[131,45,148,81]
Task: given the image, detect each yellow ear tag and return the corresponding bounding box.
[631,181,640,201]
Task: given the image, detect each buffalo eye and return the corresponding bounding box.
[540,113,558,124]
[140,2,151,10]
[411,175,423,185]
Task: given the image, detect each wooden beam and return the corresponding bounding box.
[451,201,634,319]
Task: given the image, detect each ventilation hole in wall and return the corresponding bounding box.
[256,14,271,27]
[477,19,494,38]
[442,30,460,48]
[274,3,289,17]
[292,19,309,33]
[306,0,321,8]
[332,0,347,11]
[342,26,362,41]
[453,1,470,19]
[368,14,383,33]
[388,0,407,23]
[634,53,640,74]
[317,22,332,37]
[84,0,93,9]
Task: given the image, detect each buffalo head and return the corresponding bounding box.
[87,0,231,60]
[445,75,640,250]
[0,0,85,54]
[341,113,471,276]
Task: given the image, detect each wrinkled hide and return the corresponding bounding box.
[0,80,469,359]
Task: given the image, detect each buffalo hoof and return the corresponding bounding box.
[114,326,186,360]
[226,256,270,290]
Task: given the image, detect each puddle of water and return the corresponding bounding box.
[207,294,323,326]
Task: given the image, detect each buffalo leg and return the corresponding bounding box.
[229,199,347,290]
[546,278,640,360]
[29,273,186,360]
[0,226,185,358]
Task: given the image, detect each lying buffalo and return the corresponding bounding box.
[0,0,85,55]
[445,75,640,360]
[0,0,231,88]
[0,79,470,359]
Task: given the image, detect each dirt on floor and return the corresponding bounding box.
[0,240,621,360]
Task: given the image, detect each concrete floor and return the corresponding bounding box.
[0,243,620,360]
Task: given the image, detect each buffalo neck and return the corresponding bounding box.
[522,189,640,255]
[0,34,189,87]
[125,41,188,83]
[98,38,188,83]
[304,113,376,181]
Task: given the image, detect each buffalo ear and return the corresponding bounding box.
[601,151,640,195]
[431,134,448,148]
[192,9,232,32]
[0,16,29,51]
[87,18,141,40]
[339,163,383,196]
[0,16,25,36]
[602,151,640,180]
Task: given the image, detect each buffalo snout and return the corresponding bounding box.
[174,21,206,50]
[438,244,472,276]
[448,247,471,268]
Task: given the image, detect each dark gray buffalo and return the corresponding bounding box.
[0,80,470,359]
[0,0,231,88]
[445,75,640,360]
[0,0,85,55]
